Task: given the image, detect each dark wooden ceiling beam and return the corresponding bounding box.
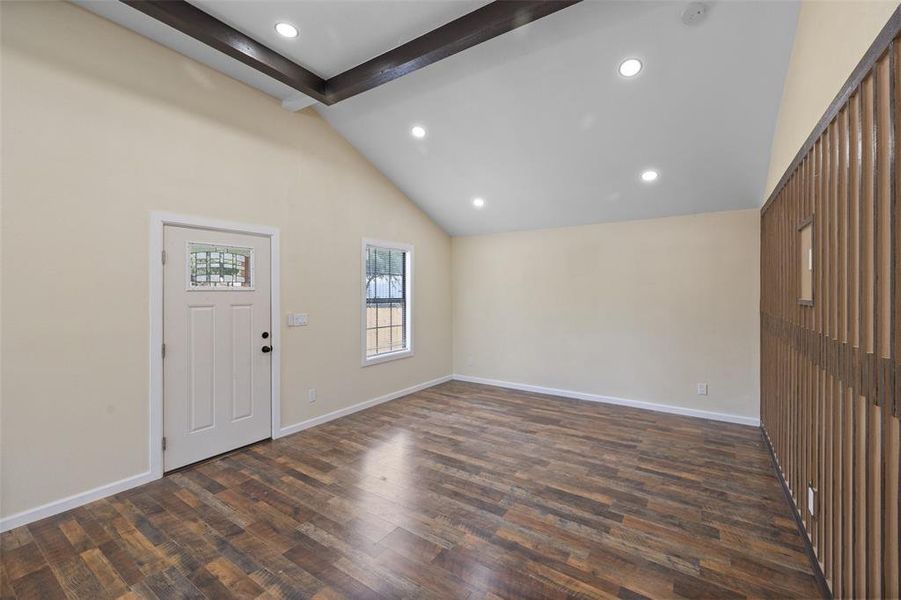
[120,0,329,103]
[119,0,582,106]
[324,0,582,103]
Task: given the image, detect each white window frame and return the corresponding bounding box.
[361,239,414,366]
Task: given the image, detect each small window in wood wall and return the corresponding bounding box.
[798,216,813,306]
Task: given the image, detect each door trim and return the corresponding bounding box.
[149,211,281,478]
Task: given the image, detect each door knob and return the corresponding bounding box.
[261,345,272,353]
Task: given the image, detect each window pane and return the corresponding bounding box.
[389,325,404,351]
[389,250,404,275]
[365,247,375,278]
[375,275,389,299]
[366,329,377,357]
[377,328,393,352]
[389,275,403,298]
[376,248,389,276]
[377,305,392,327]
[189,243,252,289]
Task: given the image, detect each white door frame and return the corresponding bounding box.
[149,211,281,478]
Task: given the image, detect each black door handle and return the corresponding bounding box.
[261,345,272,353]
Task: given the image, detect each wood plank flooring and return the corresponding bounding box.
[1,381,819,599]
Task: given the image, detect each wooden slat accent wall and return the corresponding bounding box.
[760,20,901,599]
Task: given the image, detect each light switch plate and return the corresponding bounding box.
[287,313,308,327]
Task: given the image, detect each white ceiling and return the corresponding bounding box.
[318,1,799,235]
[77,0,799,236]
[190,0,491,78]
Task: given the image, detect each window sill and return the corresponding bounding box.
[362,348,413,367]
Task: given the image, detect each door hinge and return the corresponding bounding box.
[161,343,166,359]
[161,249,167,265]
[162,437,167,451]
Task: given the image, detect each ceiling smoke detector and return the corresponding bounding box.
[681,2,709,26]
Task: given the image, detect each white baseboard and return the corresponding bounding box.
[1,375,453,533]
[0,470,157,533]
[277,375,453,438]
[452,374,760,427]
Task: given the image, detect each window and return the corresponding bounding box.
[188,242,253,290]
[798,217,813,305]
[362,240,412,365]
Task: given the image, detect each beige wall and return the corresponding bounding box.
[765,0,899,199]
[1,2,452,518]
[453,209,760,420]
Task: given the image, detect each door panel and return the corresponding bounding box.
[230,304,254,421]
[163,225,272,471]
[188,305,216,432]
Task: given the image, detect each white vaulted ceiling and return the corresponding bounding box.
[76,0,799,235]
[317,1,799,235]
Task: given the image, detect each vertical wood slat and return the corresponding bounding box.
[817,135,826,565]
[875,52,889,600]
[760,32,900,600]
[891,41,901,600]
[865,67,880,600]
[837,106,848,600]
[877,47,898,600]
[848,89,864,600]
[828,119,835,583]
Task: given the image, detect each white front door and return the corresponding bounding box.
[163,225,272,471]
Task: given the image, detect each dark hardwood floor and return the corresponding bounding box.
[1,381,819,599]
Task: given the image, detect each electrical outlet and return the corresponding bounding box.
[308,388,317,403]
[696,383,708,396]
[466,355,474,367]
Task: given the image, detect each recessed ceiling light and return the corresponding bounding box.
[618,58,642,78]
[472,197,485,208]
[275,22,299,38]
[641,169,659,182]
[410,125,426,139]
